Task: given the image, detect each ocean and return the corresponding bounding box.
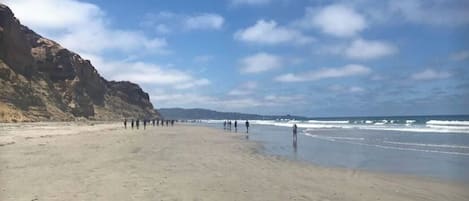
[198,115,469,183]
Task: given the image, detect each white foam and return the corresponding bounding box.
[427,120,469,126]
[307,120,349,124]
[383,141,469,149]
[202,119,469,134]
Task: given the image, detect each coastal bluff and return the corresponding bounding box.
[0,4,159,122]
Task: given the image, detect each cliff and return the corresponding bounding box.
[0,4,159,122]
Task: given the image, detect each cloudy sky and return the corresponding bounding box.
[4,0,469,117]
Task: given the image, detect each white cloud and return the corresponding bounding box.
[5,0,168,56]
[328,85,365,93]
[234,20,314,45]
[345,39,397,60]
[228,81,258,96]
[183,13,224,30]
[275,64,371,82]
[230,0,272,6]
[298,4,366,37]
[194,55,214,63]
[142,11,224,33]
[389,0,469,26]
[239,52,283,73]
[86,55,210,90]
[411,69,451,81]
[450,50,469,61]
[152,91,304,110]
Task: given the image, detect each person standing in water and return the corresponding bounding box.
[234,120,238,132]
[245,120,249,133]
[293,124,298,142]
[124,119,127,129]
[223,121,226,130]
[131,119,134,129]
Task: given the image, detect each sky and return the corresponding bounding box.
[3,0,469,117]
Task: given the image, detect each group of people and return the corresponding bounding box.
[123,119,175,130]
[223,120,249,133]
[222,120,298,142]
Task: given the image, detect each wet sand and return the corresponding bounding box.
[0,122,468,201]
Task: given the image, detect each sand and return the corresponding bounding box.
[0,122,468,201]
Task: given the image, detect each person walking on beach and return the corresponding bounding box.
[143,119,147,130]
[223,121,227,130]
[228,121,232,131]
[152,119,155,126]
[171,120,174,126]
[131,119,134,129]
[293,124,298,142]
[166,120,169,127]
[245,120,249,133]
[124,119,127,129]
[234,120,238,132]
[136,119,140,129]
[157,119,159,126]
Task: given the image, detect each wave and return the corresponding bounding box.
[426,120,469,126]
[307,120,349,124]
[200,118,469,134]
[383,141,469,149]
[303,133,469,156]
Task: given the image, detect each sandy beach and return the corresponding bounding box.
[0,123,468,201]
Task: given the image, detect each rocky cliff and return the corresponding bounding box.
[0,4,159,122]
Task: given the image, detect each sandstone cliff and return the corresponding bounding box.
[0,4,159,122]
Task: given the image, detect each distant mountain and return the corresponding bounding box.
[158,108,309,120]
[0,4,159,122]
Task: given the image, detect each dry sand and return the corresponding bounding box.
[0,122,468,201]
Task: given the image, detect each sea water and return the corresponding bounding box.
[199,115,469,183]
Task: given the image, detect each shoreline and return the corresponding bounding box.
[199,123,469,186]
[1,122,468,200]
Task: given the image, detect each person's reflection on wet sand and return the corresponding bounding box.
[293,140,298,154]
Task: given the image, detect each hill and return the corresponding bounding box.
[0,4,159,122]
[158,108,308,120]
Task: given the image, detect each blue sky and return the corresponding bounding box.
[4,0,469,117]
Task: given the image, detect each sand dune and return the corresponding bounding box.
[0,123,467,201]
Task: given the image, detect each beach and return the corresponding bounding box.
[1,123,468,201]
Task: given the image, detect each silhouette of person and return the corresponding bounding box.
[293,124,298,143]
[234,120,237,132]
[245,120,249,133]
[223,121,226,130]
[171,120,174,126]
[166,120,169,126]
[157,119,159,126]
[152,119,155,126]
[143,119,147,130]
[124,119,127,129]
[136,119,140,129]
[131,119,134,129]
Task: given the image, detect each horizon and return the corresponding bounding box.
[4,0,469,117]
[158,107,469,119]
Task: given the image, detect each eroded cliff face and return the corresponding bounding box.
[0,4,159,122]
